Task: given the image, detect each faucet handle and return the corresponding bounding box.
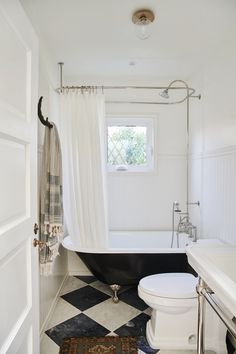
[188,225,197,242]
[187,201,200,206]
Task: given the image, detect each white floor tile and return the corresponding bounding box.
[90,280,113,296]
[60,276,86,295]
[143,307,152,316]
[84,298,141,331]
[46,298,81,330]
[40,334,59,354]
[106,332,119,336]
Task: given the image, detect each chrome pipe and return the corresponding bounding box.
[197,279,236,354]
[171,201,182,248]
[159,79,191,212]
[58,62,64,92]
[171,204,175,248]
[202,289,236,339]
[187,89,190,213]
[57,92,194,104]
[56,64,201,106]
[56,88,195,105]
[196,277,205,354]
[56,85,196,93]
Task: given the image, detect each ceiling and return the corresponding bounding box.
[20,0,236,83]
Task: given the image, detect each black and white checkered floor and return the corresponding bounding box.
[41,275,158,353]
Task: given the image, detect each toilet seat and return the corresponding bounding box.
[139,273,198,299]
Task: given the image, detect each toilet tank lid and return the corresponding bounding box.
[139,273,198,299]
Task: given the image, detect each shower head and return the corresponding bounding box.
[159,89,169,99]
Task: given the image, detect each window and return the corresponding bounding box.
[106,117,154,172]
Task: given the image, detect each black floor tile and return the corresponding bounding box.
[45,313,110,346]
[119,286,149,311]
[61,285,110,311]
[114,313,150,337]
[75,275,97,284]
[46,277,158,354]
[138,336,159,354]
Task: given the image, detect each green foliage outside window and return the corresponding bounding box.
[107,126,147,166]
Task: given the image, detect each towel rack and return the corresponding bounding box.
[38,96,53,128]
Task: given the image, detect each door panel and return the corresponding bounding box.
[0,0,39,353]
[17,327,33,354]
[0,240,31,344]
[0,137,27,226]
[0,9,27,116]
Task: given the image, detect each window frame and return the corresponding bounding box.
[105,116,154,173]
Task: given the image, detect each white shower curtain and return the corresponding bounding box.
[59,90,109,250]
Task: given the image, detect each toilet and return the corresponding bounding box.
[138,272,227,352]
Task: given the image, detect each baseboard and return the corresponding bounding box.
[40,272,69,339]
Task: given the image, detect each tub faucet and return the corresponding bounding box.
[171,201,198,247]
[177,215,197,242]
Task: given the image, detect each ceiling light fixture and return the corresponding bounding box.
[132,9,155,40]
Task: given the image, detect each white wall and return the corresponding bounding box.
[189,2,236,244]
[106,92,188,231]
[67,251,92,276]
[38,55,68,331]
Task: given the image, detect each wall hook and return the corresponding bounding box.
[38,96,53,128]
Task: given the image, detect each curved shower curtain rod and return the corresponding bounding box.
[56,62,201,105]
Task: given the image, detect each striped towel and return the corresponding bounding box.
[39,122,63,275]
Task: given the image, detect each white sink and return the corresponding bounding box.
[186,244,236,317]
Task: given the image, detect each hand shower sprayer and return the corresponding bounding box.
[171,201,181,248]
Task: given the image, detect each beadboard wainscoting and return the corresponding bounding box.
[189,146,236,245]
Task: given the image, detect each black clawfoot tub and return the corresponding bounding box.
[76,251,191,285]
[62,231,194,286]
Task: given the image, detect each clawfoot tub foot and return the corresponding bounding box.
[110,284,121,303]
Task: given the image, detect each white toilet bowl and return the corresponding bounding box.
[138,272,227,352]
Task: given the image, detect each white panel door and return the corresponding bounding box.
[0,0,39,353]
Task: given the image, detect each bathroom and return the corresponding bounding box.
[0,0,236,353]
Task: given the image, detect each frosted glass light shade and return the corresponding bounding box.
[132,9,155,40]
[135,18,152,40]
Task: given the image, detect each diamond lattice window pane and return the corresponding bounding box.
[107,126,147,166]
